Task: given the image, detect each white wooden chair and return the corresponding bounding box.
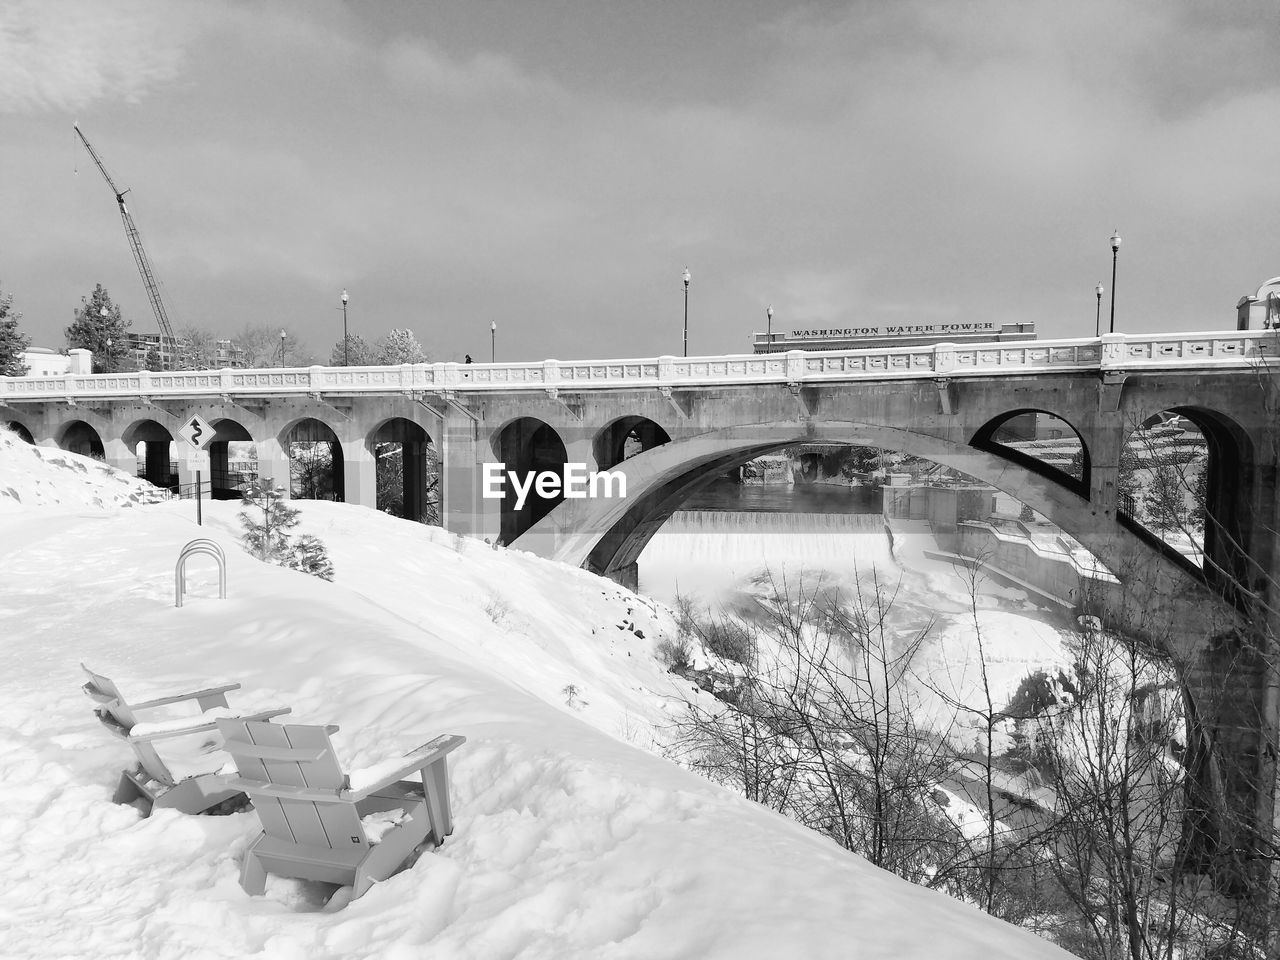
[216,718,465,901]
[81,663,290,815]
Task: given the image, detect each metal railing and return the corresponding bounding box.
[4,330,1276,403]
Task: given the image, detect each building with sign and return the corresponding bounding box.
[751,320,1036,354]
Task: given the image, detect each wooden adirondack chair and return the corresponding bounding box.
[215,718,465,901]
[81,663,290,816]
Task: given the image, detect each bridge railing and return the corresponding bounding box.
[3,330,1276,401]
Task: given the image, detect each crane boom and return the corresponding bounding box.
[74,124,178,347]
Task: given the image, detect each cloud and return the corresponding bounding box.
[0,0,193,113]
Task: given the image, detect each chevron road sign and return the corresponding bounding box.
[177,414,214,451]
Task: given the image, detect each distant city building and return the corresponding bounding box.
[215,339,247,368]
[18,347,92,376]
[123,334,246,370]
[124,333,180,370]
[752,320,1037,354]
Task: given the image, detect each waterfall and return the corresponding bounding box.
[638,510,895,603]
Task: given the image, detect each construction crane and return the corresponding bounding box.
[73,123,178,348]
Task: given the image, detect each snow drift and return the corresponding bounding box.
[0,427,1072,959]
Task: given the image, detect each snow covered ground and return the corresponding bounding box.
[0,428,1072,959]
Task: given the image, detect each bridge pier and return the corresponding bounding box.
[340,438,376,510]
[143,440,171,487]
[103,436,134,479]
[255,436,291,498]
[441,418,499,540]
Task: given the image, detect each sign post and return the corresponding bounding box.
[177,414,214,526]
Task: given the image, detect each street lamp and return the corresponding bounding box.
[767,304,773,342]
[1095,282,1104,338]
[490,320,496,362]
[279,329,287,366]
[1109,231,1121,334]
[341,289,349,366]
[682,267,691,357]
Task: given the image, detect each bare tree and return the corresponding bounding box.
[667,570,963,886]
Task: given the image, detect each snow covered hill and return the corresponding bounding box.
[0,428,1072,960]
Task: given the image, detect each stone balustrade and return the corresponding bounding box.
[3,330,1275,402]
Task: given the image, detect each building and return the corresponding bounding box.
[17,347,92,376]
[123,334,247,370]
[752,320,1037,354]
[124,333,181,370]
[1237,277,1280,330]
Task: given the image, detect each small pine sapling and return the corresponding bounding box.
[284,534,335,581]
[238,481,336,580]
[238,479,299,561]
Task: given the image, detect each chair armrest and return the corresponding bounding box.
[224,777,343,803]
[126,705,291,743]
[130,682,241,711]
[342,734,466,802]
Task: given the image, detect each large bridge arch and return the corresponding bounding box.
[519,419,1235,657]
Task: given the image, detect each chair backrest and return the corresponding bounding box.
[217,718,369,851]
[80,663,138,730]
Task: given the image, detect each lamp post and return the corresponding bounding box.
[767,304,773,342]
[1109,231,1121,334]
[682,267,691,357]
[279,329,287,366]
[1095,282,1104,338]
[490,320,496,362]
[341,289,349,366]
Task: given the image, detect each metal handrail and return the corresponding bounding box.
[175,538,227,608]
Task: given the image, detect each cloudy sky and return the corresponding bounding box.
[3,1,1278,364]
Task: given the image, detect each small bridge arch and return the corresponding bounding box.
[3,420,34,443]
[491,416,567,545]
[56,420,105,459]
[369,417,436,521]
[122,418,176,490]
[282,417,344,502]
[594,415,671,470]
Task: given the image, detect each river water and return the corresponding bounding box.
[681,478,880,514]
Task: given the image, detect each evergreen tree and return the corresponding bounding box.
[0,284,31,376]
[143,345,163,371]
[284,534,335,581]
[329,333,376,366]
[1142,459,1188,531]
[1066,446,1084,482]
[377,328,427,364]
[66,284,130,373]
[237,479,335,579]
[238,479,300,561]
[1189,460,1208,528]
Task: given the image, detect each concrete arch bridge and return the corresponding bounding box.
[4,329,1280,882]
